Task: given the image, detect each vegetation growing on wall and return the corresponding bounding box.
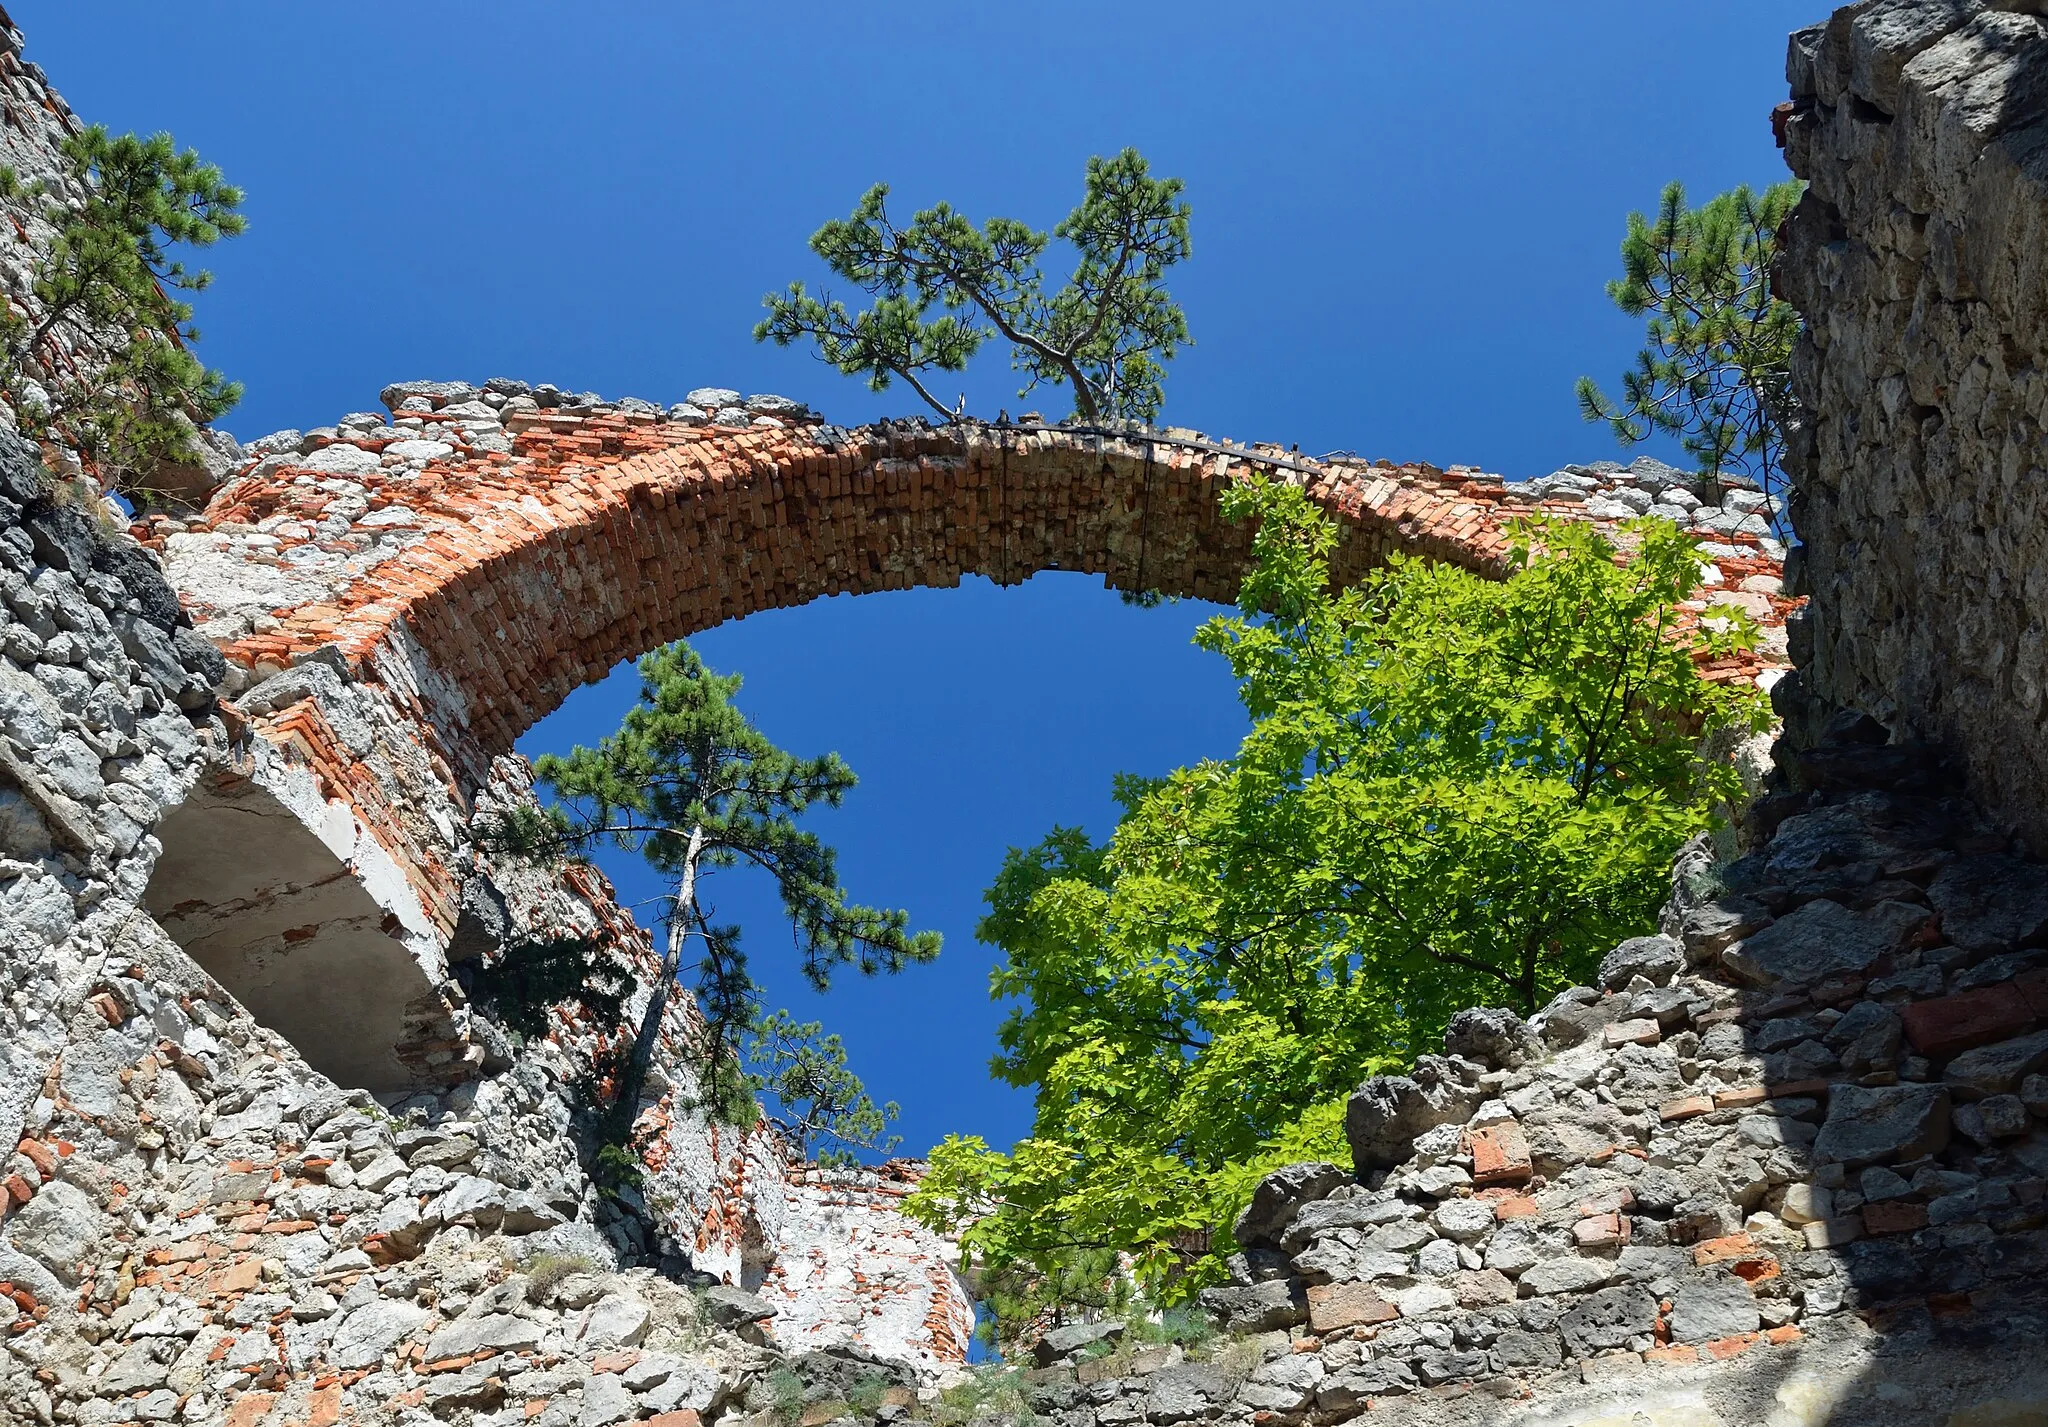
[756,149,1191,424]
[907,481,1768,1336]
[0,125,244,494]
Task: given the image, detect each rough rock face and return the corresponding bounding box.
[1778,0,2048,852]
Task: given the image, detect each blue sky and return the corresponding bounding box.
[18,1,1806,1157]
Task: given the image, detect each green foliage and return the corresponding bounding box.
[1576,179,1804,497]
[747,1008,901,1166]
[767,1368,806,1423]
[0,125,244,492]
[846,1376,892,1417]
[756,149,1190,424]
[929,1367,1031,1427]
[908,479,1768,1324]
[466,933,627,1042]
[491,640,936,1142]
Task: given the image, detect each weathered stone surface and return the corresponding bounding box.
[424,1312,544,1361]
[1558,1286,1657,1355]
[699,1285,776,1329]
[1232,1161,1350,1249]
[1441,1007,1540,1069]
[1145,1363,1234,1423]
[1034,1318,1123,1366]
[1518,1257,1614,1296]
[1722,898,1928,986]
[577,1295,653,1348]
[1813,1082,1952,1165]
[1197,1280,1305,1333]
[1345,1059,1480,1172]
[1598,934,1684,990]
[329,1300,429,1370]
[1,1179,100,1283]
[1929,857,2048,953]
[1669,1279,1761,1343]
[1945,1030,2048,1099]
[581,1372,639,1427]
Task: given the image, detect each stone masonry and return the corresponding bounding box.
[14,0,2048,1423]
[1778,0,2048,852]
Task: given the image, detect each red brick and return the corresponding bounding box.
[1644,1345,1698,1365]
[645,1414,702,1427]
[304,1385,342,1427]
[1711,1087,1767,1111]
[1661,1095,1716,1122]
[1704,1332,1760,1361]
[1307,1281,1399,1331]
[2019,968,2048,1023]
[1573,1212,1629,1249]
[1468,1122,1532,1187]
[1765,1325,1802,1345]
[1901,985,2036,1060]
[1692,1233,1756,1266]
[225,1392,276,1427]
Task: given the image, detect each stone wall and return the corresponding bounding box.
[756,1163,974,1377]
[1778,0,2048,851]
[1006,724,2048,1426]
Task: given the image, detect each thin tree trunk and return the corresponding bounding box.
[613,823,703,1139]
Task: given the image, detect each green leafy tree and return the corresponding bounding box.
[755,149,1191,424]
[0,125,245,492]
[747,1009,901,1167]
[492,641,939,1146]
[907,480,1767,1328]
[1576,179,1803,499]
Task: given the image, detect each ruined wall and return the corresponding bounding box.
[1778,0,2048,850]
[756,1163,974,1377]
[1017,724,2048,1427]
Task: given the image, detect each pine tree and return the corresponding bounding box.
[746,1010,902,1167]
[1576,180,1803,502]
[755,149,1191,425]
[0,126,245,494]
[491,641,938,1150]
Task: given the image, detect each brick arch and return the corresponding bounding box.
[142,404,1790,1092]
[171,415,1564,790]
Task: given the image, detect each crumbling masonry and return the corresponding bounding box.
[3,1,2048,1424]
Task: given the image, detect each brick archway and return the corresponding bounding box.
[139,402,1789,1093]
[164,416,1589,785]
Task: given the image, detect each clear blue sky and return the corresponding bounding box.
[17,1,1807,1158]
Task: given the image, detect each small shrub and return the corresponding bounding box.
[521,1252,591,1304]
[768,1368,806,1423]
[847,1376,891,1415]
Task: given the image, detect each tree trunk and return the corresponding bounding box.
[613,823,703,1141]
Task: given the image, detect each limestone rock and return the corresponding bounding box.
[1813,1082,1952,1166]
[1442,1006,1541,1069]
[1232,1161,1350,1249]
[1598,934,1683,990]
[1668,1279,1760,1343]
[2,1179,101,1284]
[1345,1058,1481,1172]
[1722,897,1929,986]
